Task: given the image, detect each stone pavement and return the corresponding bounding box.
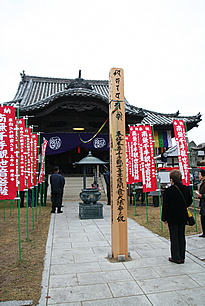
[38,201,205,306]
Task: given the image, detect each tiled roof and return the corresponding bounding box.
[13,75,109,108]
[164,145,178,157]
[162,145,205,157]
[9,73,201,129]
[140,108,201,127]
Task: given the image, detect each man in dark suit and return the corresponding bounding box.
[50,166,64,213]
[162,170,192,264]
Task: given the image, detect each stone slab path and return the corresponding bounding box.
[38,201,205,306]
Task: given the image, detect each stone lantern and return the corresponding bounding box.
[74,151,108,219]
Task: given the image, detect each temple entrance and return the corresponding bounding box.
[46,147,109,175]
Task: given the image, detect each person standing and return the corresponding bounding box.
[59,170,65,207]
[19,191,25,207]
[162,170,192,264]
[50,166,64,213]
[104,167,110,205]
[197,169,205,237]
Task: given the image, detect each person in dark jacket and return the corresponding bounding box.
[50,166,64,213]
[197,169,205,237]
[162,170,192,264]
[59,170,65,207]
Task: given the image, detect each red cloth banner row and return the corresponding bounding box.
[0,105,44,200]
[18,119,39,191]
[127,125,157,192]
[19,118,26,191]
[126,121,191,191]
[0,106,16,200]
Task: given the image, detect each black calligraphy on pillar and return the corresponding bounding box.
[114,102,123,121]
[113,70,121,77]
[115,130,126,222]
[113,70,121,100]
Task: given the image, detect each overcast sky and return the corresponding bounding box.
[0,0,204,145]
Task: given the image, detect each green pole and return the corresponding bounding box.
[39,182,42,215]
[16,103,21,261]
[145,192,148,222]
[39,138,42,215]
[43,171,46,206]
[43,138,46,207]
[10,200,12,216]
[25,117,29,242]
[30,126,35,230]
[184,121,198,232]
[151,125,163,231]
[3,200,5,221]
[133,183,137,216]
[39,138,44,214]
[35,133,40,221]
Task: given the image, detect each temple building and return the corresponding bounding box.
[7,71,202,174]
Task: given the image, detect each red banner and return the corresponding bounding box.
[129,125,142,183]
[138,125,157,193]
[25,127,32,189]
[33,134,38,187]
[125,135,133,184]
[19,118,26,191]
[173,120,190,186]
[0,106,16,199]
[38,139,48,184]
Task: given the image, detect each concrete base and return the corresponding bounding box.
[79,202,103,219]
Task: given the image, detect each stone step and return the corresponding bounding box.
[48,175,108,202]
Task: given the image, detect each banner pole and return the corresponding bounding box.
[44,156,46,207]
[43,156,46,207]
[39,138,43,215]
[133,183,137,216]
[25,117,29,242]
[145,192,148,222]
[31,126,35,230]
[35,133,40,221]
[39,182,42,215]
[3,200,5,221]
[16,103,21,261]
[151,125,163,231]
[39,140,42,215]
[184,121,198,232]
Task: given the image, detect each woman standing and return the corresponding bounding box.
[162,170,192,264]
[197,169,205,237]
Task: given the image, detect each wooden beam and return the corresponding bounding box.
[109,68,128,260]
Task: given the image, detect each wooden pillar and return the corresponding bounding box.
[109,68,128,260]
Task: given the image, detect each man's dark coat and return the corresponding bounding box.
[162,183,192,224]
